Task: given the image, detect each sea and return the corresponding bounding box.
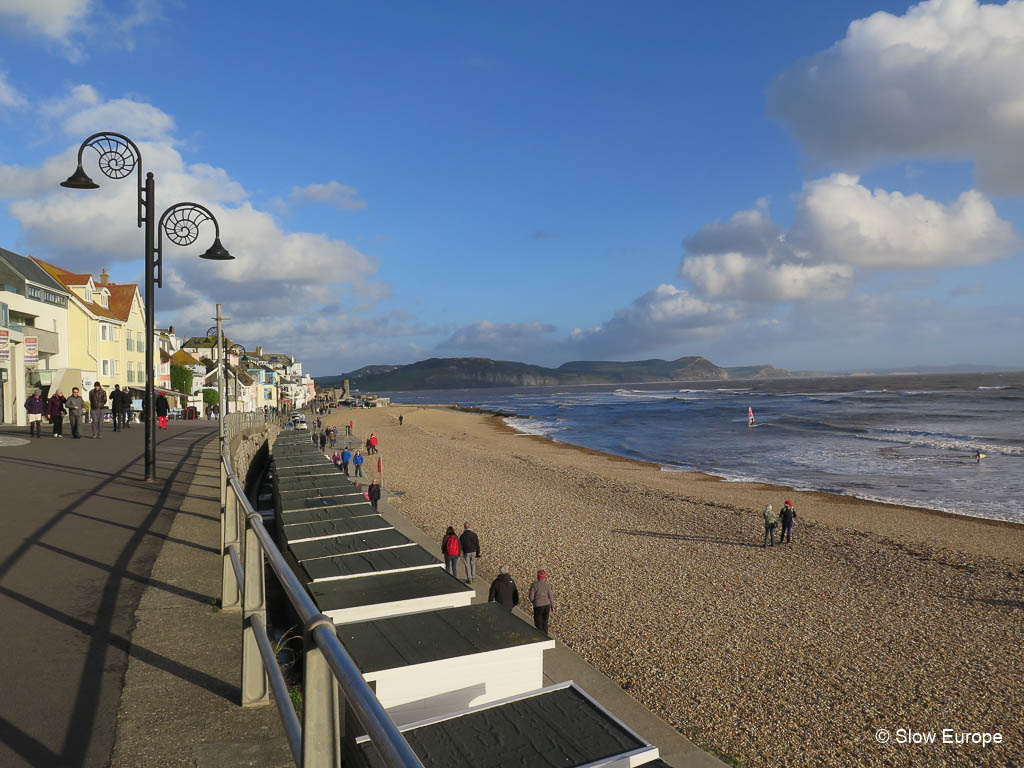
[381,371,1024,524]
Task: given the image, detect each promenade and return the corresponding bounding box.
[0,419,266,768]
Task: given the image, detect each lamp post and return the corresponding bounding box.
[61,132,234,481]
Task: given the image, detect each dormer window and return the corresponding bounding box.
[99,291,109,308]
[85,287,93,302]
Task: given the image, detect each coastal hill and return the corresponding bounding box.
[316,356,793,391]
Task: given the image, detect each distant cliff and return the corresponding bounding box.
[316,355,733,391]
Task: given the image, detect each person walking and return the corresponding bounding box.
[763,504,778,548]
[110,384,125,432]
[459,522,481,584]
[352,449,365,477]
[779,500,797,544]
[331,450,341,469]
[346,419,352,436]
[328,427,337,449]
[24,390,44,438]
[47,390,67,437]
[155,392,170,429]
[369,433,378,454]
[89,382,107,439]
[368,478,381,511]
[318,429,328,454]
[340,447,352,476]
[488,566,519,611]
[441,526,460,578]
[66,387,86,439]
[528,570,554,635]
[398,414,403,426]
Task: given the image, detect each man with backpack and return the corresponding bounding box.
[441,526,460,578]
[459,522,481,584]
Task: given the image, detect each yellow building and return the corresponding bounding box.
[32,260,147,391]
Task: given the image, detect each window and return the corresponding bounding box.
[137,331,144,349]
[100,324,110,341]
[99,292,109,308]
[112,326,119,342]
[101,359,110,376]
[127,361,134,383]
[26,285,42,301]
[126,333,134,352]
[85,287,93,302]
[1,302,7,327]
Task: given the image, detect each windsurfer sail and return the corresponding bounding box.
[748,406,755,427]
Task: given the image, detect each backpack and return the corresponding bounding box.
[444,535,460,556]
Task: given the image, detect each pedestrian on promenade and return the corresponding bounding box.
[47,389,67,437]
[398,414,403,426]
[111,385,125,432]
[89,382,107,439]
[528,570,554,635]
[369,433,378,454]
[441,526,460,577]
[347,420,352,436]
[24,390,44,438]
[124,397,133,428]
[488,566,519,611]
[328,427,337,449]
[763,504,778,548]
[155,392,170,429]
[459,522,481,584]
[368,478,381,511]
[318,430,327,453]
[66,387,85,439]
[340,447,352,476]
[779,500,797,543]
[353,449,365,477]
[331,450,341,469]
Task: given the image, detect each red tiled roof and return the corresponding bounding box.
[105,283,138,322]
[31,257,129,322]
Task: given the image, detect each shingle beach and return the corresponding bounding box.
[327,405,1024,768]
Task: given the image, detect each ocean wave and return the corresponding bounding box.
[502,416,565,438]
[977,385,1011,390]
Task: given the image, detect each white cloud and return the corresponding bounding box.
[0,70,25,107]
[0,0,91,42]
[768,0,1024,194]
[679,174,1015,302]
[290,181,366,212]
[439,320,557,355]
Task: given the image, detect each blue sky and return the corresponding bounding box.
[1,0,1022,376]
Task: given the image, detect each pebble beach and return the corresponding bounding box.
[326,404,1024,768]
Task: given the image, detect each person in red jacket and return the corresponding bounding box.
[441,526,460,577]
[369,433,378,454]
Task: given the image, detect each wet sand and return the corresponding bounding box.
[325,404,1024,768]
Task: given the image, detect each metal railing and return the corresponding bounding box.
[218,422,423,768]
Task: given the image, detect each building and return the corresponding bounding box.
[32,259,149,394]
[0,248,71,426]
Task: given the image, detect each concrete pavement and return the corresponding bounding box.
[0,418,221,767]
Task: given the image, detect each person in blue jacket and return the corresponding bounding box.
[340,447,352,475]
[352,449,365,478]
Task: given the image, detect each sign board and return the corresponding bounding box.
[0,329,8,361]
[24,336,38,364]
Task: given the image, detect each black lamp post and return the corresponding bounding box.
[61,132,234,481]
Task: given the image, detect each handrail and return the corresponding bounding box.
[219,423,424,768]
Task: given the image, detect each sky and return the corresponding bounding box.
[1,0,1023,376]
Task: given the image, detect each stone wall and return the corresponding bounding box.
[229,423,282,499]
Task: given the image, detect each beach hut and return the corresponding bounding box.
[336,602,555,725]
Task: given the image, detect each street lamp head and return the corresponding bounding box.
[199,236,234,261]
[60,163,100,189]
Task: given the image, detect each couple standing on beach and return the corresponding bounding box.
[763,500,797,547]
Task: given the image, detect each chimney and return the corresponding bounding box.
[168,324,174,335]
[99,268,109,285]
